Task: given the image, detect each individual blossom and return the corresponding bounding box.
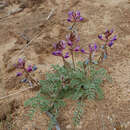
[16,58,25,68]
[104,29,114,40]
[26,65,33,72]
[66,32,80,46]
[80,48,87,53]
[108,40,114,47]
[52,40,66,57]
[67,11,83,22]
[74,46,80,51]
[52,50,62,56]
[98,34,103,40]
[64,52,69,58]
[107,35,117,47]
[16,72,22,77]
[89,43,98,52]
[53,40,66,51]
[111,35,117,41]
[98,29,116,41]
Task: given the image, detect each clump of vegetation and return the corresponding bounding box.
[15,11,117,130]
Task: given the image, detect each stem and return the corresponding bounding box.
[71,22,76,30]
[98,51,104,64]
[89,52,92,64]
[61,56,66,65]
[71,49,75,70]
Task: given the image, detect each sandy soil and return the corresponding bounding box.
[0,0,130,130]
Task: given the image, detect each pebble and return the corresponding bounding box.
[66,124,72,129]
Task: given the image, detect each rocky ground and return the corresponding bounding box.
[0,0,130,130]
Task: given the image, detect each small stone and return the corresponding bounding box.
[66,124,72,129]
[100,4,105,7]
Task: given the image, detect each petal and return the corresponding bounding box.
[67,18,72,22]
[53,43,57,49]
[98,34,103,40]
[74,46,80,51]
[89,44,93,52]
[68,11,73,16]
[81,48,85,53]
[64,52,69,58]
[60,40,66,49]
[76,11,80,17]
[66,34,70,41]
[105,29,109,33]
[18,58,23,63]
[52,50,62,56]
[111,35,117,41]
[110,29,114,34]
[27,65,33,72]
[79,17,83,21]
[67,41,73,46]
[16,72,22,77]
[94,43,97,51]
[108,41,114,47]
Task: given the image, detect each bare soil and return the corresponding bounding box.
[0,0,130,130]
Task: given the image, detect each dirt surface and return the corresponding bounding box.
[0,0,130,130]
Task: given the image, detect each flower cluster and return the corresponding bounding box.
[66,32,87,53]
[52,40,69,59]
[98,29,117,47]
[52,11,117,66]
[15,58,37,77]
[67,11,83,22]
[89,43,97,52]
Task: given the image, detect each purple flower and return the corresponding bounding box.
[68,11,73,16]
[17,58,25,68]
[52,50,62,56]
[26,65,32,72]
[67,18,71,22]
[98,34,103,40]
[104,29,113,39]
[105,29,109,34]
[67,11,83,22]
[89,44,93,52]
[111,35,117,41]
[64,52,69,58]
[66,32,80,46]
[76,11,80,17]
[81,48,85,53]
[74,46,80,51]
[67,40,73,46]
[53,43,57,49]
[16,72,22,77]
[110,29,114,34]
[53,40,66,51]
[94,43,97,50]
[67,11,73,22]
[59,40,66,50]
[108,41,114,47]
[89,43,98,52]
[79,17,83,21]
